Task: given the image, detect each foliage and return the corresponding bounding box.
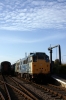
[54,59,59,65]
[53,62,66,75]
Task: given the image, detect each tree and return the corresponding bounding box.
[54,59,59,65]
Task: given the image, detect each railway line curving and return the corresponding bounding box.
[0,75,66,100]
[0,75,39,100]
[16,77,66,100]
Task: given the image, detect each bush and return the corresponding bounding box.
[53,64,66,75]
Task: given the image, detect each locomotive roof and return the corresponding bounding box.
[16,52,48,62]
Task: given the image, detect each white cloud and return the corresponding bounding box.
[0,0,66,31]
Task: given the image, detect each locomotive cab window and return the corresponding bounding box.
[33,55,37,62]
[36,53,45,60]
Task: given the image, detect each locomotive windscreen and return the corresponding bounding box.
[33,53,49,62]
[33,53,45,62]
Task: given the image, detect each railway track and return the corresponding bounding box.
[8,77,53,100]
[0,75,66,100]
[5,76,39,100]
[33,83,66,100]
[0,75,38,100]
[0,75,11,100]
[15,77,66,100]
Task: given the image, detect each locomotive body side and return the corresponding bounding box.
[15,52,50,82]
[15,58,28,77]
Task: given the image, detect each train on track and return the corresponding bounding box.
[1,61,11,75]
[12,52,50,82]
[0,52,51,82]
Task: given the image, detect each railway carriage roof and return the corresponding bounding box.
[1,61,11,65]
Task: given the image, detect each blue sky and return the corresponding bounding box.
[0,0,66,64]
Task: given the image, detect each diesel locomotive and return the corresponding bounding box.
[15,52,50,82]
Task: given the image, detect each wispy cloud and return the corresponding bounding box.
[0,33,66,44]
[0,0,66,31]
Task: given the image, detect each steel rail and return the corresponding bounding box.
[33,83,66,99]
[0,80,34,100]
[0,92,5,100]
[8,76,39,100]
[19,77,66,100]
[1,75,11,100]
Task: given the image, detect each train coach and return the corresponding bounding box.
[15,52,50,82]
[1,61,11,75]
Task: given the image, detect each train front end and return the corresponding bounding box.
[30,52,50,82]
